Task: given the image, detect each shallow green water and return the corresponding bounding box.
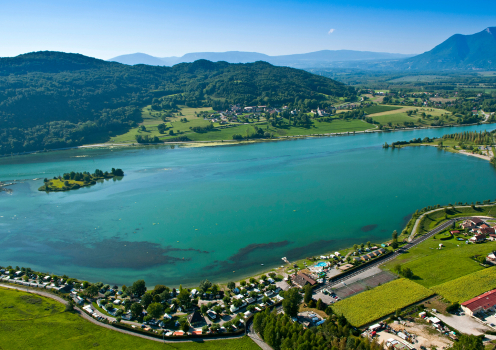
[1,125,495,286]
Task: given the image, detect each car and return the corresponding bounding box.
[491,323,495,327]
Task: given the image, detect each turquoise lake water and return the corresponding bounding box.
[1,125,496,287]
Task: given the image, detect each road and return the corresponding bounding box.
[408,206,495,242]
[0,283,261,346]
[316,216,481,292]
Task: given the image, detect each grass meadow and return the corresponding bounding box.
[0,287,258,350]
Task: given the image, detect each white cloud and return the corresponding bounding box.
[328,28,335,35]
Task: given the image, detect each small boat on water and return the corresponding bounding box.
[261,264,264,266]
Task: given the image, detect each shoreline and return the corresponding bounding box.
[1,122,493,159]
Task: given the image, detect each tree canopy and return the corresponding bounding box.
[0,51,354,155]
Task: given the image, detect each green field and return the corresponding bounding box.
[370,113,418,125]
[332,279,434,326]
[0,287,258,350]
[110,105,377,143]
[363,105,401,114]
[383,228,496,288]
[431,267,496,303]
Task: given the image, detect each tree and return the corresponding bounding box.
[452,334,484,350]
[177,288,191,308]
[141,293,153,308]
[131,279,147,297]
[200,304,209,315]
[147,302,163,319]
[316,298,323,310]
[392,230,398,240]
[240,280,247,287]
[65,299,75,312]
[202,325,209,334]
[130,303,144,319]
[367,241,371,248]
[227,281,235,290]
[211,284,219,295]
[304,284,313,304]
[402,267,414,279]
[282,288,303,317]
[199,279,212,293]
[180,320,190,333]
[152,285,168,296]
[86,284,98,298]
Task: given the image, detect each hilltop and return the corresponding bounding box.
[0,51,354,155]
[398,27,496,70]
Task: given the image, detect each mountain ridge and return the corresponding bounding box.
[109,50,415,68]
[397,27,496,70]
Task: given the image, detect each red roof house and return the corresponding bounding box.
[461,289,496,316]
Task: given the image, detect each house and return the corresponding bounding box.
[461,218,485,229]
[478,227,495,235]
[461,289,496,316]
[187,310,203,327]
[360,255,370,262]
[488,234,496,242]
[469,234,486,243]
[377,248,387,255]
[292,272,317,288]
[487,251,496,262]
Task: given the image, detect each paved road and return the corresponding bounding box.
[0,283,262,347]
[409,207,494,242]
[317,216,480,292]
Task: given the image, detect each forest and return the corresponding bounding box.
[0,51,354,155]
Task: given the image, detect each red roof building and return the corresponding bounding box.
[461,289,496,316]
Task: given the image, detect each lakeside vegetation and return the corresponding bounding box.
[38,168,124,192]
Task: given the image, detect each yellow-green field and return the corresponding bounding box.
[0,287,258,350]
[431,267,496,303]
[332,279,434,326]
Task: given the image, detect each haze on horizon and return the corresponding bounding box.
[1,0,495,60]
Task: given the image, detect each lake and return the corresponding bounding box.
[1,125,495,287]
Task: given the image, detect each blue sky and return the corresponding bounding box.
[1,0,495,59]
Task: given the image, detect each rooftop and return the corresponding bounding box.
[462,289,496,312]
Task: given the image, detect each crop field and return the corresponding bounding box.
[363,105,401,114]
[431,267,496,303]
[332,278,434,326]
[0,287,258,350]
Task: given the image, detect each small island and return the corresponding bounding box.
[39,168,124,192]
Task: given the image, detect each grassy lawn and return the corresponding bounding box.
[0,288,258,350]
[432,267,496,303]
[383,229,496,288]
[363,105,401,114]
[332,278,433,327]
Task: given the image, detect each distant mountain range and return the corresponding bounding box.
[109,50,415,68]
[397,27,496,70]
[110,27,496,70]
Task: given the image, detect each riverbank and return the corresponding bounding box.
[1,121,493,159]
